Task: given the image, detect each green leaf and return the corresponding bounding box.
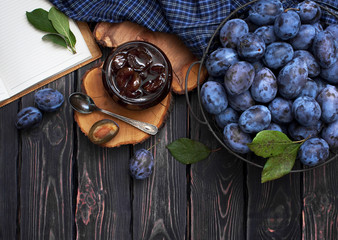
[69,29,77,48]
[248,130,293,158]
[48,7,76,53]
[26,8,57,33]
[48,7,70,38]
[261,143,300,183]
[166,138,211,164]
[42,33,67,48]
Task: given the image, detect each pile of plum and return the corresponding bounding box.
[201,0,338,166]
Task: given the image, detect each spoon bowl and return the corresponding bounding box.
[69,92,97,114]
[68,92,158,135]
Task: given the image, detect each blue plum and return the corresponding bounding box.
[325,24,338,38]
[312,22,323,34]
[248,0,284,26]
[263,42,294,69]
[274,10,301,40]
[288,120,323,141]
[320,60,338,85]
[292,96,321,127]
[206,75,224,85]
[220,19,249,49]
[250,67,277,103]
[265,122,283,132]
[223,123,252,154]
[321,120,338,151]
[15,107,43,130]
[277,57,308,99]
[312,30,337,68]
[268,97,293,124]
[297,1,322,24]
[297,78,318,98]
[228,90,255,112]
[201,81,228,115]
[293,50,320,78]
[316,85,338,123]
[237,33,266,62]
[254,25,277,45]
[290,24,316,50]
[298,138,329,166]
[215,107,239,129]
[129,149,154,180]
[224,61,255,95]
[34,88,64,112]
[205,48,239,77]
[314,78,328,94]
[238,105,271,133]
[251,60,264,73]
[325,24,338,48]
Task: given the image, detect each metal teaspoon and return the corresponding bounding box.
[69,92,158,135]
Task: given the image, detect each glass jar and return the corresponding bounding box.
[102,41,172,110]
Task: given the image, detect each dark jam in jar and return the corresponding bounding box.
[102,41,172,110]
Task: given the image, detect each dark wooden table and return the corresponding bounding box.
[1,43,337,240]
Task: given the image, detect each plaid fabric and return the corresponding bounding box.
[49,0,338,58]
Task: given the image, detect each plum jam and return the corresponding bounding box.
[102,41,172,110]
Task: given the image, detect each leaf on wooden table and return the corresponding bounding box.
[167,138,211,164]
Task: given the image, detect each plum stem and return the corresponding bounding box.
[147,139,161,151]
[292,135,311,145]
[284,8,300,12]
[211,147,222,153]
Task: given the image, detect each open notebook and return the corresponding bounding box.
[0,0,102,107]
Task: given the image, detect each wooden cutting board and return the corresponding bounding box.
[75,21,208,147]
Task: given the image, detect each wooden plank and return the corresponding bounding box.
[20,75,75,239]
[302,162,338,239]
[0,101,19,239]
[75,62,132,240]
[246,160,302,239]
[189,93,245,239]
[132,94,187,239]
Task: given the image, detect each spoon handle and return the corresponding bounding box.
[98,108,158,135]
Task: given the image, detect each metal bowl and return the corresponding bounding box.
[185,0,338,172]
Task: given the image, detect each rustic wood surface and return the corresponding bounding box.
[0,44,337,240]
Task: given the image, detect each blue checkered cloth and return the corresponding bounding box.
[49,0,338,58]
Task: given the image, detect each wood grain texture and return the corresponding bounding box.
[246,158,302,240]
[302,162,338,239]
[75,63,132,240]
[132,95,187,240]
[0,102,19,240]
[189,93,245,240]
[20,76,75,240]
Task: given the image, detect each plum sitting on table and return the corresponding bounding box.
[15,107,42,130]
[34,88,64,112]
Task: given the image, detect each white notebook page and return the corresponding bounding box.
[0,80,10,101]
[0,0,92,100]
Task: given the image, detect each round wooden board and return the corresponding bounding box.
[93,21,208,94]
[74,66,171,148]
